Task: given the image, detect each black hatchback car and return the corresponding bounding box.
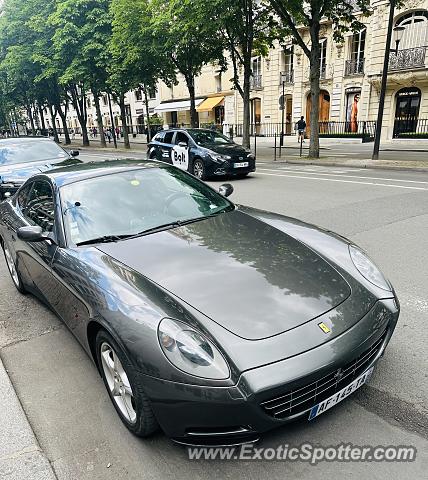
[147,128,255,180]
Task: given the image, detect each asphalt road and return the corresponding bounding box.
[0,160,427,479]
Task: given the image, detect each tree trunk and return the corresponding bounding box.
[309,23,321,159]
[186,77,198,128]
[56,104,71,144]
[26,105,36,135]
[143,88,152,142]
[70,85,89,147]
[119,93,130,149]
[92,92,106,147]
[39,106,46,132]
[48,104,59,143]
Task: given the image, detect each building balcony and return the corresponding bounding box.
[389,47,426,71]
[303,64,332,82]
[250,74,263,90]
[345,58,365,76]
[279,71,294,84]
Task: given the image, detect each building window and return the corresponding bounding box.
[215,73,222,93]
[250,56,262,89]
[102,95,108,106]
[280,46,294,84]
[86,97,91,108]
[135,89,143,101]
[319,39,327,78]
[149,87,157,100]
[394,10,428,50]
[393,87,421,137]
[345,89,361,132]
[345,29,366,75]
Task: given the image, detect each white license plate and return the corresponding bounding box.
[234,162,249,168]
[308,366,374,420]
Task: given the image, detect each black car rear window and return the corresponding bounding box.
[0,141,68,165]
[163,132,174,144]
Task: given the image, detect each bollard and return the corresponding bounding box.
[274,133,277,161]
[254,133,257,162]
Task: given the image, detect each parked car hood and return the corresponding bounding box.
[97,210,351,340]
[0,157,78,182]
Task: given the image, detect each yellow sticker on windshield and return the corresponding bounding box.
[130,179,140,186]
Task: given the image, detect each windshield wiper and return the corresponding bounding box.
[76,234,134,246]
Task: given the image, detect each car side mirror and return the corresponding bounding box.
[17,226,49,243]
[178,142,188,148]
[219,183,234,197]
[70,150,80,157]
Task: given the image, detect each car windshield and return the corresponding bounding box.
[188,130,233,147]
[0,141,68,166]
[60,166,234,245]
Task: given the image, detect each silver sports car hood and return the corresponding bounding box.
[98,210,351,340]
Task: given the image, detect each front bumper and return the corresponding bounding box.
[205,158,256,177]
[140,298,399,445]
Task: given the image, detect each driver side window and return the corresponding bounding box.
[174,132,189,146]
[23,181,55,233]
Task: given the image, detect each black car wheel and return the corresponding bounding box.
[192,158,206,180]
[96,329,158,437]
[2,242,26,294]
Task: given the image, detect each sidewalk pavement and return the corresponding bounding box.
[0,355,56,479]
[60,135,428,172]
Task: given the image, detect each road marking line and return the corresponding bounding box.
[255,172,428,190]
[258,168,428,185]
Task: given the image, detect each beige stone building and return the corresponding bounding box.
[155,0,428,141]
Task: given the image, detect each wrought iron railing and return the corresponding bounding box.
[317,120,376,137]
[345,58,365,75]
[249,74,263,90]
[221,121,376,138]
[389,47,427,71]
[280,70,294,84]
[393,117,428,137]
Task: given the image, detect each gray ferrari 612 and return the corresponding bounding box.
[0,160,399,446]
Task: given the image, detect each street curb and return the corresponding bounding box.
[282,159,428,173]
[0,353,57,479]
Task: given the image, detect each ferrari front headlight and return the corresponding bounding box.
[349,245,391,291]
[158,318,230,379]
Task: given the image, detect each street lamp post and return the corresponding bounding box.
[280,76,285,147]
[372,0,404,160]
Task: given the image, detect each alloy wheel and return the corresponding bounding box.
[193,160,204,179]
[100,342,137,423]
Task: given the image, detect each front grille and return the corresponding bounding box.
[261,330,387,420]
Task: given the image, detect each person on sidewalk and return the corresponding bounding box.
[105,128,112,144]
[296,116,306,143]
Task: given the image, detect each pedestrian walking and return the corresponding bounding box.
[296,116,306,143]
[71,128,75,140]
[105,128,112,144]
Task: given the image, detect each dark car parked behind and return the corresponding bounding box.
[0,137,81,199]
[147,128,255,180]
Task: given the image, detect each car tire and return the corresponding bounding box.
[2,242,26,294]
[96,329,158,437]
[192,158,206,180]
[148,150,157,160]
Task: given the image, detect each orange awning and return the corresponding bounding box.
[196,96,224,112]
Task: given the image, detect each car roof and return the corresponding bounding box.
[160,128,219,135]
[38,159,169,187]
[0,136,53,144]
